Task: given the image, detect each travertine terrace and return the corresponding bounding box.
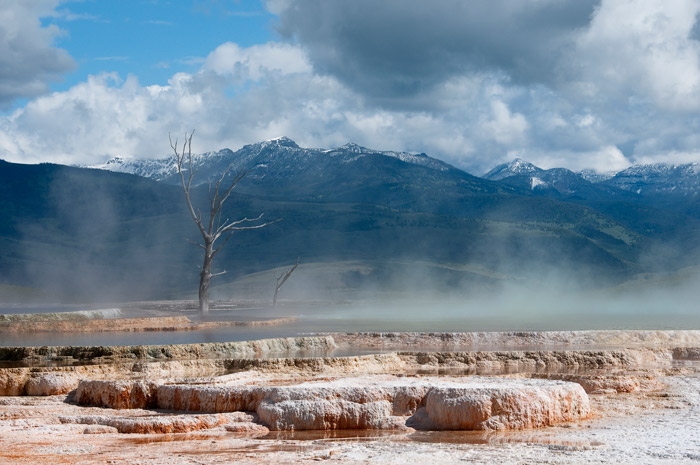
[1,330,699,464]
[70,376,590,431]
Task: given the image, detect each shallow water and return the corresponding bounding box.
[260,429,606,447]
[117,428,606,449]
[1,300,699,347]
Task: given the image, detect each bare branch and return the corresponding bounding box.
[214,219,281,247]
[211,231,234,260]
[211,270,228,277]
[277,258,299,289]
[215,213,265,237]
[210,216,281,258]
[184,237,205,250]
[172,130,205,236]
[228,219,281,231]
[185,131,196,192]
[208,179,219,233]
[217,169,249,207]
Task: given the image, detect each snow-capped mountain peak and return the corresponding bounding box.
[339,142,369,153]
[508,158,537,171]
[87,155,175,180]
[605,162,700,196]
[483,158,542,181]
[325,143,450,171]
[83,143,700,201]
[479,157,700,199]
[262,136,299,148]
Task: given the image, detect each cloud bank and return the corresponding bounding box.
[0,0,699,174]
[0,0,75,107]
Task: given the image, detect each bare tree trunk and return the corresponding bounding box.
[199,243,213,315]
[273,258,299,308]
[272,285,280,308]
[199,272,210,315]
[170,131,278,317]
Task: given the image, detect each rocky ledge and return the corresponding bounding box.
[331,330,700,349]
[71,376,590,431]
[0,335,336,365]
[0,343,685,396]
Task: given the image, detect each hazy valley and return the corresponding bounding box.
[2,137,700,310]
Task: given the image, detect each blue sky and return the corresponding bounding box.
[1,1,700,174]
[46,0,276,92]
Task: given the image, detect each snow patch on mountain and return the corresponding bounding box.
[578,169,615,183]
[88,156,174,180]
[483,158,542,181]
[327,143,450,171]
[530,177,547,189]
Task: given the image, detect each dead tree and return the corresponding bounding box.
[273,258,299,308]
[170,131,276,315]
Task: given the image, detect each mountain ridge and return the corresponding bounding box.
[483,157,700,203]
[90,139,700,202]
[3,141,700,302]
[86,137,455,185]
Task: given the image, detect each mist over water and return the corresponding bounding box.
[3,276,700,347]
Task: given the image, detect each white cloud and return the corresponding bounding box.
[0,0,75,107]
[480,99,529,146]
[2,73,166,164]
[0,43,325,165]
[576,115,595,128]
[0,60,485,168]
[535,146,631,173]
[635,150,700,166]
[571,0,700,111]
[203,42,311,81]
[0,48,682,174]
[1,0,700,175]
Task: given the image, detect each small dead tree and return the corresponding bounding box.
[273,258,299,308]
[170,130,276,315]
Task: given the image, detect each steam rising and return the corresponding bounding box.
[211,258,700,332]
[2,160,700,335]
